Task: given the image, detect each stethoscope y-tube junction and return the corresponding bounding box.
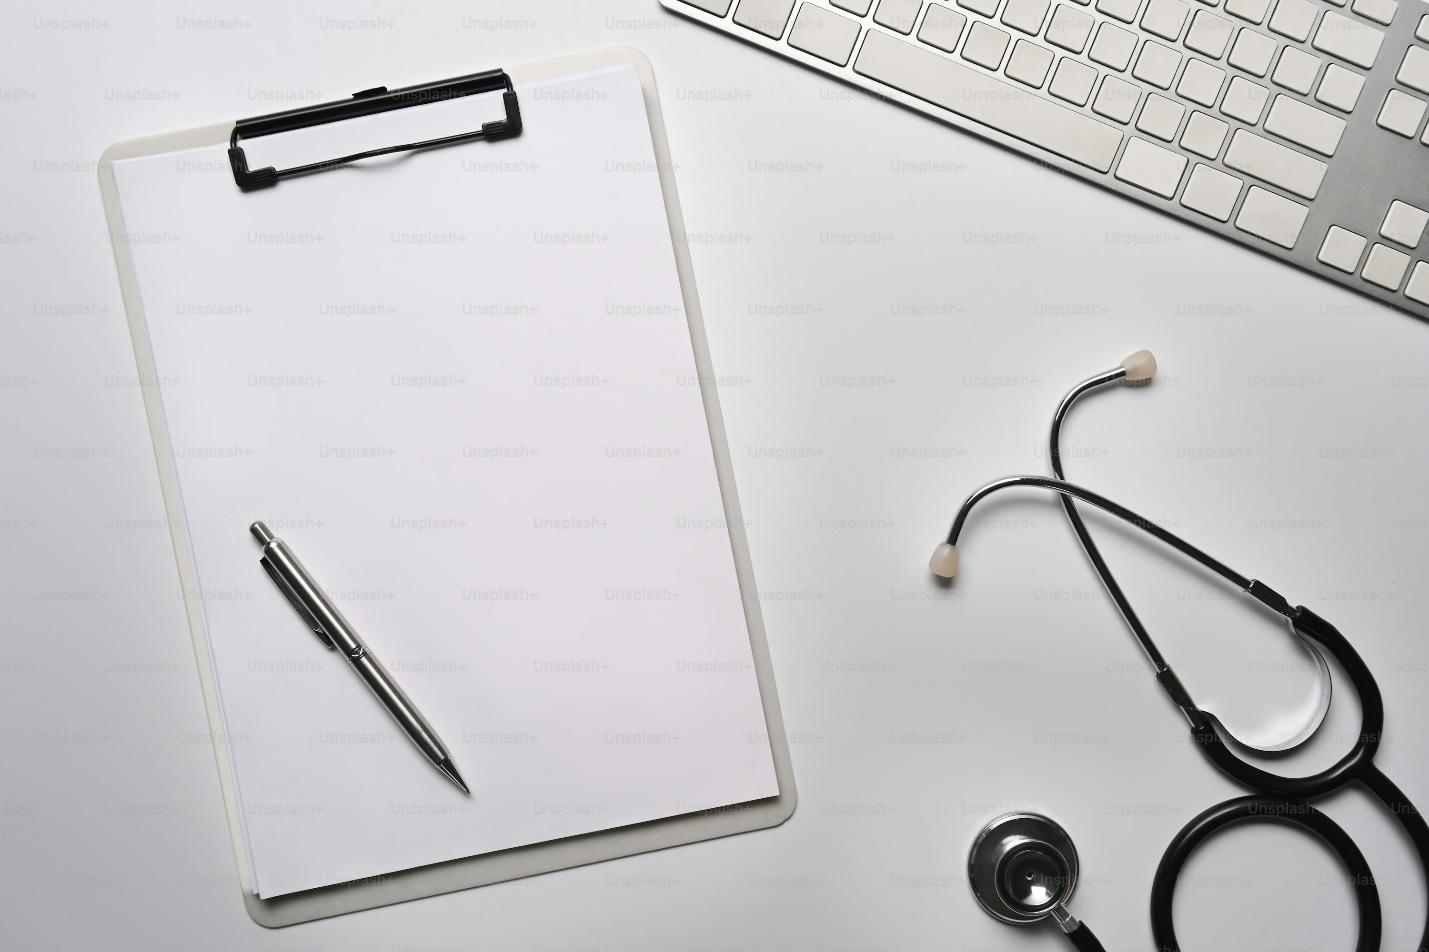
[938,354,1429,952]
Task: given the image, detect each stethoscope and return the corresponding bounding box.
[931,351,1429,952]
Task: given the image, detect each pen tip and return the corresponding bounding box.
[436,758,470,795]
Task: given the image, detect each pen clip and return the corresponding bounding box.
[260,556,336,650]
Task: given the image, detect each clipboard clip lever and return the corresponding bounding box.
[228,68,522,191]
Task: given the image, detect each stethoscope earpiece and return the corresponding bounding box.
[928,542,959,579]
[1119,348,1157,384]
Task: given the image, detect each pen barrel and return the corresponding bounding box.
[348,649,449,764]
[261,540,364,653]
[257,535,451,766]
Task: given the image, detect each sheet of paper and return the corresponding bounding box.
[109,63,779,898]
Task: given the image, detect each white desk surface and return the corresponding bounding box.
[4,1,1428,950]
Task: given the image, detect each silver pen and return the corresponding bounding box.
[249,521,469,794]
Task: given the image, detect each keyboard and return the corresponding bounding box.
[662,0,1429,318]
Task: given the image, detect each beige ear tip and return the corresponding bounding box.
[1121,349,1157,384]
[929,543,961,578]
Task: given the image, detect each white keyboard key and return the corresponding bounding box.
[1049,57,1099,103]
[1228,28,1278,75]
[1137,93,1187,139]
[1263,95,1346,155]
[1312,13,1383,69]
[1094,74,1143,121]
[1002,0,1052,32]
[1224,0,1271,23]
[1224,127,1327,198]
[1235,185,1309,247]
[1272,47,1321,94]
[1362,243,1410,289]
[1419,14,1429,43]
[1317,226,1368,271]
[1096,0,1143,22]
[1181,110,1230,156]
[1268,0,1318,41]
[1186,11,1236,57]
[1221,76,1271,123]
[1381,201,1429,247]
[1006,39,1056,85]
[1115,135,1188,196]
[1399,48,1429,96]
[1350,0,1396,26]
[1178,59,1227,105]
[1142,0,1191,39]
[959,0,1003,19]
[682,0,735,14]
[1377,90,1427,137]
[788,4,864,64]
[964,20,1013,67]
[734,0,799,37]
[853,29,1126,170]
[832,0,874,13]
[1133,41,1182,87]
[875,0,924,31]
[918,3,968,49]
[1181,163,1244,219]
[1406,262,1429,306]
[1315,63,1363,111]
[1046,4,1095,51]
[1089,23,1139,69]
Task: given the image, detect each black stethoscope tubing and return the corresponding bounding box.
[940,362,1429,952]
[1151,795,1382,952]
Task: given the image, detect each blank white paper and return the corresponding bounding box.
[109,63,779,898]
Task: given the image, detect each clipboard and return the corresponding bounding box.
[98,47,796,927]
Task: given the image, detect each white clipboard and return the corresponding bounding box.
[98,47,795,927]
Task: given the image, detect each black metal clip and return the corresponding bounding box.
[228,68,522,191]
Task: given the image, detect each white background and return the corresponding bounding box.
[4,1,1429,950]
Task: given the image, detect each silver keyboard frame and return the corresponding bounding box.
[661,0,1429,320]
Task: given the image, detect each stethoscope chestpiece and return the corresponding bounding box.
[968,812,1080,926]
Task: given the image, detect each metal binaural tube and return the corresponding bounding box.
[941,475,1254,594]
[1048,369,1171,673]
